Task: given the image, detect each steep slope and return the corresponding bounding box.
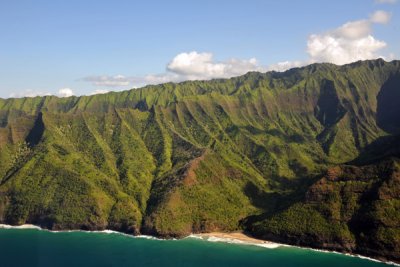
[247,157,400,262]
[0,59,399,262]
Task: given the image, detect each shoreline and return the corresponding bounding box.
[0,224,398,266]
[190,232,283,249]
[191,231,399,266]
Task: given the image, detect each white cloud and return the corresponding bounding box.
[89,89,110,95]
[58,88,74,97]
[139,73,181,85]
[266,10,393,68]
[10,89,51,98]
[375,0,397,3]
[167,52,218,76]
[83,75,131,87]
[333,20,371,39]
[267,61,306,72]
[305,12,390,65]
[9,88,75,98]
[370,10,391,24]
[80,10,395,88]
[82,52,267,88]
[82,73,181,89]
[307,34,386,65]
[166,51,264,79]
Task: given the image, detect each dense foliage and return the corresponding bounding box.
[0,59,399,262]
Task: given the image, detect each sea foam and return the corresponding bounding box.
[188,234,282,249]
[0,224,397,266]
[0,224,42,230]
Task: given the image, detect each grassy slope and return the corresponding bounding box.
[0,59,399,261]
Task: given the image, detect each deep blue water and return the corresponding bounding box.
[0,228,393,267]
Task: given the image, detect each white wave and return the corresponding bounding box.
[188,234,283,249]
[0,224,42,230]
[0,224,397,265]
[136,235,165,240]
[99,229,118,234]
[187,234,203,240]
[344,252,399,266]
[254,242,283,249]
[290,246,400,266]
[189,234,398,265]
[0,224,166,240]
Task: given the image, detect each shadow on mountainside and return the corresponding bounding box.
[349,134,400,165]
[241,174,320,228]
[376,73,400,134]
[25,112,45,148]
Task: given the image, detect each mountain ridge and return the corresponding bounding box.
[0,58,399,263]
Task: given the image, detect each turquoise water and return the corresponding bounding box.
[0,229,392,267]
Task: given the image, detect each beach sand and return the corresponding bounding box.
[0,224,397,265]
[192,232,282,248]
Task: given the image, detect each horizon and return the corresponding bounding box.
[0,0,399,98]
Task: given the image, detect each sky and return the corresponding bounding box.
[0,0,399,98]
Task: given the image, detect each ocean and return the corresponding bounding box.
[0,227,394,267]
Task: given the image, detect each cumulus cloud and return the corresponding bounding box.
[9,90,51,98]
[82,52,267,88]
[333,20,371,39]
[9,88,75,98]
[305,11,391,65]
[267,61,305,72]
[269,10,393,68]
[307,34,386,65]
[58,88,74,97]
[89,89,110,95]
[166,51,264,79]
[80,10,395,89]
[370,10,391,24]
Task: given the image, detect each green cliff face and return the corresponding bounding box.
[0,59,399,262]
[248,158,400,262]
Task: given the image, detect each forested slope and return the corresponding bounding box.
[0,59,399,262]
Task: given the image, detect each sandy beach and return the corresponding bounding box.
[192,232,400,265]
[0,224,397,265]
[192,232,282,248]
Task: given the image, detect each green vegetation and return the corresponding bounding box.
[249,160,400,261]
[0,59,399,262]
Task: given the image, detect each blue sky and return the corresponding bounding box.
[0,0,399,98]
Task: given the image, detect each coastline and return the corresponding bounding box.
[191,231,399,266]
[0,224,398,266]
[190,231,283,249]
